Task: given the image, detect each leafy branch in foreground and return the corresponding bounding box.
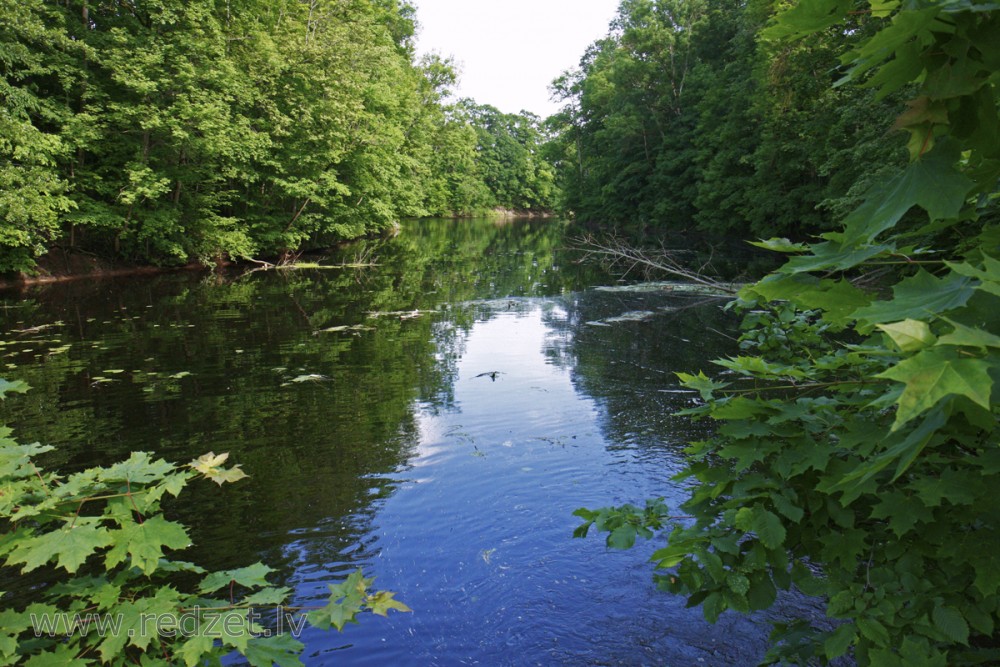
[0,379,409,666]
[574,1,1000,665]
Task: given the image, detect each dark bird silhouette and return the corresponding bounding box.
[474,371,504,382]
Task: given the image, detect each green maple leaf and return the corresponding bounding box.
[783,241,889,273]
[748,237,808,253]
[946,256,1000,297]
[0,379,28,400]
[937,319,1000,350]
[199,562,275,594]
[23,643,89,667]
[97,587,181,661]
[177,633,217,667]
[98,451,174,484]
[136,472,190,512]
[105,514,191,574]
[675,370,730,400]
[307,598,363,632]
[8,518,113,573]
[763,0,851,39]
[0,439,55,481]
[366,590,412,617]
[752,274,870,326]
[878,348,993,429]
[243,635,306,667]
[852,269,975,327]
[839,141,973,246]
[307,570,372,631]
[870,491,935,537]
[242,586,292,606]
[217,610,256,652]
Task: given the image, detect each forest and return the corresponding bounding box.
[0,0,555,273]
[545,0,909,238]
[563,1,1000,665]
[2,0,1000,665]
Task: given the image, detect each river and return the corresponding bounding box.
[1,218,802,665]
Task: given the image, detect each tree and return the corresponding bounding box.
[549,0,906,239]
[575,1,1000,664]
[0,0,545,272]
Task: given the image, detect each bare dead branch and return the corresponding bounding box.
[569,233,741,295]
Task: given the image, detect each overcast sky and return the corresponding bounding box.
[412,0,620,118]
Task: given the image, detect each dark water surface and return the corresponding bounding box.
[1,218,798,665]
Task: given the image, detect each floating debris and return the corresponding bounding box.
[603,310,657,323]
[594,280,738,296]
[316,324,375,333]
[366,310,426,320]
[288,374,328,383]
[11,322,64,334]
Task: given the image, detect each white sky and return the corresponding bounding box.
[412,0,620,118]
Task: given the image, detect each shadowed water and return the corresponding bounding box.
[0,218,817,665]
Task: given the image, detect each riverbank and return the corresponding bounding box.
[0,248,213,291]
[0,214,562,290]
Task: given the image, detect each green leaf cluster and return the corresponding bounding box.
[0,382,409,666]
[573,1,1000,664]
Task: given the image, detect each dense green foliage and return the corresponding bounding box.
[0,378,409,665]
[574,0,1000,664]
[546,0,908,237]
[459,102,557,212]
[0,0,557,273]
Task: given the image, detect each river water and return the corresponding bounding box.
[1,218,797,665]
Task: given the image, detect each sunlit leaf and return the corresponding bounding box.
[366,590,412,617]
[877,348,993,429]
[877,319,936,352]
[0,379,28,399]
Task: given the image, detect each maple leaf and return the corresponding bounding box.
[876,319,936,352]
[104,515,191,574]
[188,451,249,485]
[8,518,113,573]
[878,348,993,429]
[198,562,275,594]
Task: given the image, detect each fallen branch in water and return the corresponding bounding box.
[570,233,741,295]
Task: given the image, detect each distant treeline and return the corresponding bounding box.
[544,0,909,239]
[0,0,556,272]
